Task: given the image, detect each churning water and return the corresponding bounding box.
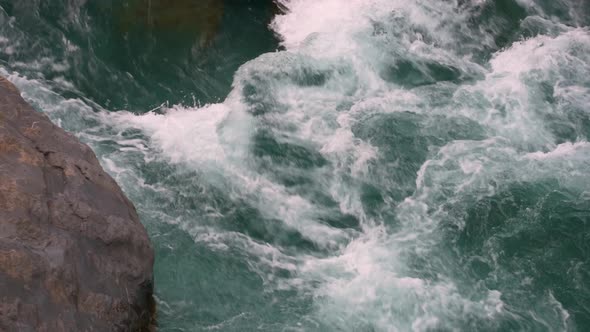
[1,0,590,330]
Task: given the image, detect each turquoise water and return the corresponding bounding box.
[1,0,590,330]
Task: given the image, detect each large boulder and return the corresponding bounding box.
[0,76,155,331]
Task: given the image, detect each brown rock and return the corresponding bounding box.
[0,77,155,331]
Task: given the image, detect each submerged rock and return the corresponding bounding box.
[116,0,225,47]
[0,76,155,331]
[116,0,282,46]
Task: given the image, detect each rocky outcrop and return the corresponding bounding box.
[0,76,155,331]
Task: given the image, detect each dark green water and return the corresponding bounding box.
[1,0,590,330]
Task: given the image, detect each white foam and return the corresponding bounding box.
[115,103,235,165]
[525,141,590,160]
[490,29,590,75]
[453,28,590,149]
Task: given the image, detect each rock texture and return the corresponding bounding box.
[0,76,155,331]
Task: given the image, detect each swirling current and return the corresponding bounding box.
[1,0,590,330]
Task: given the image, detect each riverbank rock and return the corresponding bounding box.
[0,76,155,331]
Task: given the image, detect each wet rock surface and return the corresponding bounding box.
[0,76,155,331]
